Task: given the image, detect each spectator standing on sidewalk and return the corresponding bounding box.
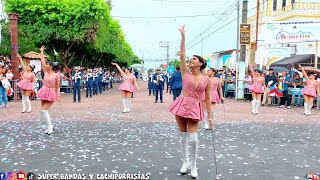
[244,72,252,100]
[290,73,304,107]
[278,71,291,109]
[0,69,9,109]
[262,68,277,107]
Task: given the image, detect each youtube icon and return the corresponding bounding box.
[17,171,26,180]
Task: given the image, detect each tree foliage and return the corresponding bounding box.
[169,59,180,68]
[1,0,137,68]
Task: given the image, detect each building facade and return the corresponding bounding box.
[247,0,320,67]
[211,49,238,70]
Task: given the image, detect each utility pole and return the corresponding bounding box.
[315,40,318,69]
[255,0,259,50]
[235,0,240,99]
[160,41,169,70]
[236,0,248,100]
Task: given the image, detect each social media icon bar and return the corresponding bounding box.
[27,172,36,180]
[7,172,17,180]
[0,172,6,180]
[17,171,26,180]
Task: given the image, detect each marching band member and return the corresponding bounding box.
[102,72,108,91]
[169,26,212,179]
[85,69,93,98]
[37,46,60,135]
[111,62,141,113]
[16,54,36,113]
[153,68,165,103]
[93,69,99,95]
[72,67,82,103]
[148,72,155,96]
[98,68,103,94]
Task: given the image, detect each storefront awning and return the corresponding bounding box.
[270,54,320,69]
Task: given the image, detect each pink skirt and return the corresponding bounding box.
[36,86,59,102]
[248,83,264,94]
[169,95,203,121]
[301,88,317,97]
[119,83,134,93]
[17,80,34,91]
[211,91,220,103]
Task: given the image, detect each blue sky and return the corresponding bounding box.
[111,0,256,69]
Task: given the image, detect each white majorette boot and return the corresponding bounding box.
[122,99,127,113]
[308,102,312,115]
[251,99,256,115]
[126,99,131,113]
[21,96,26,113]
[179,132,189,175]
[256,100,260,114]
[211,111,215,128]
[42,110,53,135]
[189,132,198,179]
[26,96,32,113]
[304,102,308,116]
[204,110,209,130]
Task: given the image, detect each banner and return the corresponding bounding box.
[263,21,320,44]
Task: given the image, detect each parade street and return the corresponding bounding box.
[1,81,319,180]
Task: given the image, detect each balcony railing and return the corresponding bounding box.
[248,2,320,22]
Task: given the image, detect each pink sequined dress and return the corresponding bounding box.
[211,77,221,103]
[17,72,35,91]
[248,77,264,94]
[119,74,135,93]
[36,72,60,102]
[169,73,210,121]
[300,79,318,97]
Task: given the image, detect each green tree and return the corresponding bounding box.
[2,0,137,68]
[169,59,180,68]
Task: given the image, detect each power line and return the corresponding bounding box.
[186,0,268,50]
[112,12,224,19]
[185,0,239,46]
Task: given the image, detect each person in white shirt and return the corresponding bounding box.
[244,72,252,100]
[6,69,13,80]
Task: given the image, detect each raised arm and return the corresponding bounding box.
[248,63,255,77]
[298,64,308,80]
[111,62,126,77]
[179,25,188,76]
[17,54,26,71]
[39,46,48,71]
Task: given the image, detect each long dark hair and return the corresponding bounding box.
[193,55,207,71]
[48,61,60,72]
[209,68,217,76]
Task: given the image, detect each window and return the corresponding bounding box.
[282,0,286,8]
[273,0,278,11]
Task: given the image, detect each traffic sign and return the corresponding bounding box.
[240,24,250,45]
